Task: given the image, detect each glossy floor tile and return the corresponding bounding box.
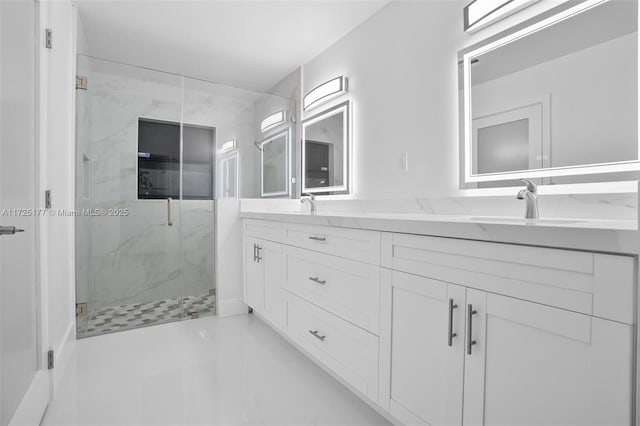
[42,315,391,426]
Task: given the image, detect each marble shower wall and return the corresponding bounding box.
[78,56,276,312]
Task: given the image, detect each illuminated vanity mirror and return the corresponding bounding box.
[302,101,350,194]
[261,130,289,197]
[460,0,638,187]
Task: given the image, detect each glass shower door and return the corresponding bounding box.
[178,77,221,318]
[75,56,185,337]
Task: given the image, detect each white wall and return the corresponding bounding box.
[215,199,244,317]
[39,0,77,397]
[300,0,635,199]
[302,0,466,198]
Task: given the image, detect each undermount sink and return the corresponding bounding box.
[469,216,585,225]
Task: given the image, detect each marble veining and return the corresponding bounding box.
[77,59,219,315]
[241,192,638,221]
[241,209,638,254]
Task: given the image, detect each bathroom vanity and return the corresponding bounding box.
[242,212,637,425]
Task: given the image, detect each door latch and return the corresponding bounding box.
[0,226,24,235]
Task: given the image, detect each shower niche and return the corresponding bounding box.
[138,118,215,200]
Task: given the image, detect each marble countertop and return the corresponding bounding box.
[240,211,638,254]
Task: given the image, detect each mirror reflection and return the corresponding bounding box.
[462,0,638,185]
[261,130,289,197]
[219,152,238,198]
[302,101,350,194]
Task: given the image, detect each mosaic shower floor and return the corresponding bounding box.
[77,293,215,338]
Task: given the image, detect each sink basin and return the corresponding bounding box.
[469,216,585,225]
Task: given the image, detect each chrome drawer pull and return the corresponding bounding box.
[448,298,458,347]
[467,304,477,355]
[308,277,326,285]
[308,330,326,341]
[308,236,326,242]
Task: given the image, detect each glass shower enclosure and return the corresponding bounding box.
[74,55,274,337]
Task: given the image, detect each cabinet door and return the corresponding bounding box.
[244,238,264,311]
[387,271,465,426]
[464,289,633,426]
[262,240,282,327]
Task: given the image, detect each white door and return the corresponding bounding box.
[244,238,264,312]
[463,289,634,426]
[388,271,465,426]
[0,1,49,425]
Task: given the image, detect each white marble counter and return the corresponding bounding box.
[240,211,638,254]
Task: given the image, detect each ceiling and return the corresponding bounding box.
[75,0,390,93]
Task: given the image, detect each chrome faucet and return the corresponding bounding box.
[517,179,539,220]
[301,193,316,215]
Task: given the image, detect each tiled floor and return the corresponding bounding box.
[77,293,215,338]
[43,315,390,426]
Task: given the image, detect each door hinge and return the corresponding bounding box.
[45,29,52,49]
[47,350,54,369]
[45,190,52,209]
[76,75,88,90]
[76,302,88,317]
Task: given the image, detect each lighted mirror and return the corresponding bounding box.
[460,0,638,187]
[302,101,350,194]
[218,151,238,198]
[261,130,289,197]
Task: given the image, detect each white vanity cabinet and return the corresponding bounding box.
[282,223,382,402]
[381,270,466,426]
[242,217,636,426]
[463,289,633,426]
[243,220,283,328]
[380,232,635,426]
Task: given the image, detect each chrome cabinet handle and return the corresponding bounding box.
[167,197,173,227]
[448,298,458,347]
[308,277,326,285]
[308,330,326,341]
[256,245,262,263]
[0,226,24,235]
[467,304,477,355]
[308,236,326,242]
[253,244,257,262]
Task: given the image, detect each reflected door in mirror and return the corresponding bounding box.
[460,0,638,185]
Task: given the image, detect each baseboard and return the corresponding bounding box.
[217,298,247,318]
[8,370,49,426]
[50,321,76,398]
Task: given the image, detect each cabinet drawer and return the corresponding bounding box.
[284,246,380,334]
[244,219,283,242]
[284,223,380,264]
[285,293,379,402]
[384,233,636,324]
